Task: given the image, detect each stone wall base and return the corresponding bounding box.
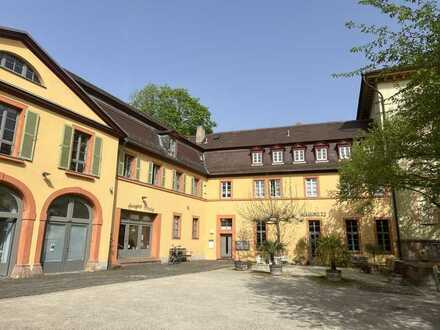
[10,264,41,279]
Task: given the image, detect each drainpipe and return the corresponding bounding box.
[362,75,402,259]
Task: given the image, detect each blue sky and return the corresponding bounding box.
[0,1,384,132]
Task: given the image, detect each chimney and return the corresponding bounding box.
[195,125,206,144]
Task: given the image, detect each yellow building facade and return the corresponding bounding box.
[0,27,396,278]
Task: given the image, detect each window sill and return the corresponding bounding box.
[272,162,284,165]
[251,163,263,167]
[0,153,26,165]
[293,161,306,164]
[315,160,329,163]
[65,170,97,181]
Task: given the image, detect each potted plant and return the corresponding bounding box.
[260,240,286,276]
[316,235,350,281]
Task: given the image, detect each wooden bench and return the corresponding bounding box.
[351,256,371,273]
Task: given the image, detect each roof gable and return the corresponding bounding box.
[0,26,123,136]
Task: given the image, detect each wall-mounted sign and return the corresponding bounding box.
[235,240,250,251]
[208,240,214,249]
[128,203,154,212]
[301,211,327,218]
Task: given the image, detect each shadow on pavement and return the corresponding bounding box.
[246,272,440,329]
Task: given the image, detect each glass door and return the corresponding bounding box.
[0,219,15,276]
[308,220,321,259]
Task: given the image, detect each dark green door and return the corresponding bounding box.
[42,196,91,273]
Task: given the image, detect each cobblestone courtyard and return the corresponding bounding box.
[0,262,439,329]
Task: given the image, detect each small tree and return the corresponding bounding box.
[237,197,304,250]
[316,235,350,272]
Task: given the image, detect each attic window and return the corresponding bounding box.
[0,52,41,84]
[159,134,176,157]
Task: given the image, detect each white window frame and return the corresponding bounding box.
[293,148,305,163]
[305,178,318,197]
[272,150,284,164]
[338,145,351,160]
[221,181,232,199]
[254,180,265,198]
[315,147,328,162]
[251,151,263,166]
[269,179,281,198]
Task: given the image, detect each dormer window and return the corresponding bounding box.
[251,150,263,166]
[272,149,284,164]
[159,134,176,157]
[315,145,328,162]
[293,145,306,163]
[338,144,351,160]
[0,52,41,84]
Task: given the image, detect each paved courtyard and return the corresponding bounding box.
[0,264,439,329]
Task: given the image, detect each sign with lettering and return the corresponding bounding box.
[300,211,327,217]
[235,240,250,251]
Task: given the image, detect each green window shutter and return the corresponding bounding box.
[161,167,166,187]
[91,137,103,177]
[200,181,203,197]
[117,150,124,176]
[59,125,73,169]
[173,170,177,190]
[19,111,40,160]
[147,162,154,184]
[191,177,196,195]
[135,158,141,180]
[182,174,186,193]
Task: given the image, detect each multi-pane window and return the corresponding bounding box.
[269,179,281,198]
[376,219,391,252]
[192,217,199,239]
[0,52,40,84]
[0,104,19,156]
[256,221,267,247]
[123,154,134,178]
[220,218,233,230]
[70,130,91,173]
[150,163,161,185]
[251,151,263,165]
[293,148,305,163]
[339,145,351,160]
[173,171,183,191]
[172,215,181,239]
[305,178,318,197]
[254,180,265,198]
[315,147,328,161]
[345,219,360,251]
[221,181,232,198]
[191,177,200,196]
[309,220,321,257]
[272,150,284,164]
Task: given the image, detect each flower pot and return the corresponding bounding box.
[326,269,342,281]
[270,263,283,276]
[234,260,249,271]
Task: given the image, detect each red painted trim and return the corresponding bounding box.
[216,215,236,259]
[0,172,36,272]
[35,187,103,266]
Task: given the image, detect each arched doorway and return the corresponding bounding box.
[0,186,21,276]
[42,196,92,273]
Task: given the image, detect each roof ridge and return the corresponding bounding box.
[208,120,362,136]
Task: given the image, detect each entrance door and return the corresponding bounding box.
[0,186,20,277]
[118,210,154,260]
[42,196,91,273]
[308,220,321,260]
[220,234,232,258]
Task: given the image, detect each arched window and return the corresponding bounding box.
[0,52,41,84]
